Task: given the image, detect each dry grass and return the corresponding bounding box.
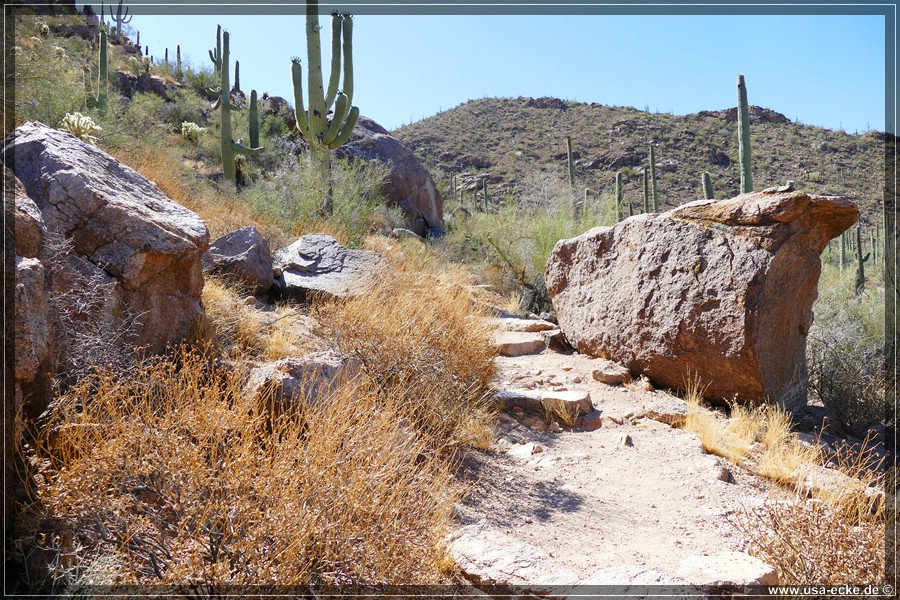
[318,238,499,450]
[18,348,459,589]
[108,142,293,248]
[681,381,888,586]
[196,276,320,361]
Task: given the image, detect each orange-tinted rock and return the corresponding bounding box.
[546,190,858,408]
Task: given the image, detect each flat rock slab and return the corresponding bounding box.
[495,389,593,416]
[273,234,385,302]
[491,317,558,333]
[493,331,547,357]
[677,551,779,586]
[646,396,689,427]
[451,521,579,587]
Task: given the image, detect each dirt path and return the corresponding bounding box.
[451,336,777,588]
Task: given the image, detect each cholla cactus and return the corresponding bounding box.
[59,112,102,145]
[181,121,205,142]
[38,22,50,37]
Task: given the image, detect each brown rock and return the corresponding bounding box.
[491,317,558,333]
[204,226,274,295]
[336,115,444,238]
[14,257,53,420]
[646,396,688,428]
[546,190,858,408]
[6,122,209,355]
[493,331,546,357]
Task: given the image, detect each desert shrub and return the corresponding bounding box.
[13,32,85,128]
[158,90,209,131]
[318,240,498,449]
[807,262,887,436]
[239,155,390,246]
[185,66,217,100]
[16,348,457,591]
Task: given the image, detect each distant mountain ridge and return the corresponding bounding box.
[392,96,888,226]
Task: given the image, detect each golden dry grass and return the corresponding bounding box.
[318,238,499,449]
[196,276,320,361]
[20,348,459,588]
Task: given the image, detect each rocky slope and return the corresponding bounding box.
[393,97,888,226]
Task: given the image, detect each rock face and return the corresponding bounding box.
[203,226,273,295]
[545,190,858,408]
[272,234,385,302]
[6,121,209,355]
[335,115,444,238]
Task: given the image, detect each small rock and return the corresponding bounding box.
[716,466,733,483]
[549,422,563,433]
[560,365,574,371]
[581,411,603,431]
[571,376,583,384]
[507,442,537,458]
[532,444,545,454]
[492,317,557,333]
[620,434,634,447]
[646,396,688,427]
[243,296,257,306]
[493,331,546,357]
[543,329,573,353]
[591,360,633,385]
[497,412,517,425]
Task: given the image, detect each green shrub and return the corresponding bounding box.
[13,34,84,127]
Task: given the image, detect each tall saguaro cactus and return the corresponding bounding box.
[855,222,871,293]
[249,89,260,149]
[642,167,649,214]
[209,24,222,76]
[614,170,624,222]
[649,145,659,212]
[291,1,360,214]
[210,28,262,186]
[566,136,576,189]
[111,0,132,43]
[737,73,753,193]
[84,27,108,115]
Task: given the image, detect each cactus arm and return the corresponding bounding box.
[209,25,222,73]
[306,5,327,141]
[341,13,354,103]
[211,95,221,110]
[291,59,311,140]
[737,73,753,193]
[642,167,649,213]
[249,89,259,148]
[322,91,350,145]
[234,60,240,93]
[232,140,264,155]
[325,12,342,107]
[649,145,659,211]
[83,66,97,108]
[325,105,359,149]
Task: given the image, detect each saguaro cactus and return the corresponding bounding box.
[702,171,714,199]
[642,167,649,214]
[614,170,624,222]
[234,61,241,94]
[249,89,259,149]
[210,28,262,186]
[291,1,359,214]
[855,222,871,293]
[111,0,132,42]
[209,24,222,76]
[84,27,108,115]
[566,136,575,189]
[840,230,847,271]
[175,45,183,81]
[737,73,753,193]
[649,145,659,211]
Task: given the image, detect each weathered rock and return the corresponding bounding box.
[243,351,362,414]
[450,521,579,587]
[491,317,558,333]
[677,552,779,586]
[272,234,385,302]
[335,115,444,238]
[546,190,858,408]
[6,121,210,354]
[543,329,573,353]
[204,226,274,295]
[14,257,52,420]
[114,71,172,100]
[495,389,592,417]
[492,331,546,357]
[591,359,632,385]
[646,396,689,428]
[9,167,45,258]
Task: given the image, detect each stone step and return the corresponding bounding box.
[490,316,558,333]
[495,388,593,417]
[493,331,548,357]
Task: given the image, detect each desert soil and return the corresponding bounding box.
[451,340,779,588]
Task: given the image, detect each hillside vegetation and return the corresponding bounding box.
[394,96,888,226]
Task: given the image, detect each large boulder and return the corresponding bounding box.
[203,226,274,296]
[335,115,444,238]
[545,189,858,408]
[272,234,385,303]
[5,121,209,355]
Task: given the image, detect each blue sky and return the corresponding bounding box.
[118,6,887,134]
